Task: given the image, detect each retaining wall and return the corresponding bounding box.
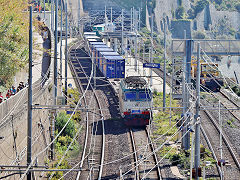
[0,24,53,179]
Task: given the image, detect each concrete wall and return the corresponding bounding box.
[0,80,53,178]
[171,20,192,39]
[0,26,53,178]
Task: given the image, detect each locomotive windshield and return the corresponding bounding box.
[124,90,151,101]
[125,92,137,100]
[139,91,151,100]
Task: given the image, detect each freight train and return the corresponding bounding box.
[84,32,152,126]
[84,32,125,79]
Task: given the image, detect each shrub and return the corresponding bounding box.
[194,0,209,16]
[175,6,185,19]
[55,112,76,138]
[193,31,206,39]
[235,3,240,12]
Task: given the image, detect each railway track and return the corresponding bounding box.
[214,91,240,121]
[68,42,105,180]
[129,127,161,180]
[201,106,240,179]
[68,41,134,180]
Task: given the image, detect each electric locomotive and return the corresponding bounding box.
[119,76,152,127]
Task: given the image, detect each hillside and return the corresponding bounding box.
[212,0,240,11]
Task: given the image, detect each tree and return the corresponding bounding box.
[235,3,240,12]
[194,0,209,17]
[0,0,29,87]
[193,31,206,39]
[175,6,185,19]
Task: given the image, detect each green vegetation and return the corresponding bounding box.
[0,0,29,88]
[55,112,76,138]
[139,27,173,73]
[152,92,180,136]
[231,86,240,96]
[226,118,235,128]
[211,16,237,39]
[152,92,191,172]
[49,88,82,179]
[193,31,207,39]
[175,6,185,19]
[212,0,240,11]
[187,0,209,19]
[48,111,81,179]
[152,92,216,173]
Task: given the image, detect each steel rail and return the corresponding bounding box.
[200,125,222,178]
[214,91,240,122]
[68,41,90,180]
[145,127,162,180]
[71,42,105,180]
[203,109,240,171]
[129,128,140,180]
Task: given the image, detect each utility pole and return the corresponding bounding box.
[51,0,53,31]
[52,0,55,31]
[143,43,146,76]
[54,0,58,104]
[78,0,80,31]
[182,40,193,150]
[150,14,154,87]
[60,0,63,85]
[194,42,201,179]
[121,9,124,55]
[138,8,141,31]
[111,7,113,23]
[134,9,138,72]
[219,100,224,179]
[51,0,58,160]
[27,6,33,180]
[65,1,68,104]
[163,19,167,110]
[105,6,107,24]
[130,8,133,32]
[43,0,46,19]
[182,30,186,121]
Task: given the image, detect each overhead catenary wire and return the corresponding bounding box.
[140,119,197,179]
[121,110,194,178]
[58,103,194,179]
[19,41,96,180]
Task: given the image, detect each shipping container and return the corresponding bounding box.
[84,35,101,42]
[89,42,106,49]
[102,56,125,79]
[99,52,120,56]
[91,45,109,64]
[87,39,98,42]
[95,48,114,71]
[84,32,96,36]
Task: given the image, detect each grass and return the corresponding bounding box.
[226,118,236,128]
[152,92,183,164]
[48,88,82,179]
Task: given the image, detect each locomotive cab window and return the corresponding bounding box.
[125,92,137,100]
[139,91,151,100]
